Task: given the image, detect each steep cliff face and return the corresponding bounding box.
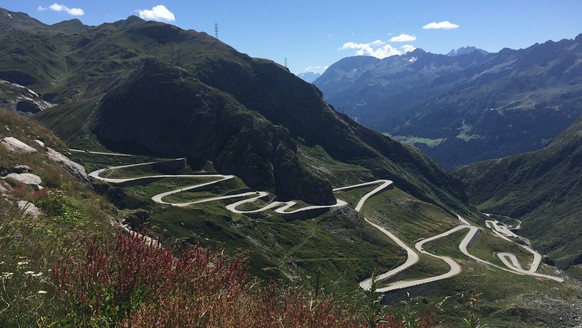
[96,60,335,204]
[196,57,378,162]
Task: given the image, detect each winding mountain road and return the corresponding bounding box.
[85,152,564,292]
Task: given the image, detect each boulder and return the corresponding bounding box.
[1,137,37,154]
[13,165,31,173]
[16,200,41,219]
[33,139,45,148]
[0,182,8,194]
[4,172,42,187]
[122,209,150,230]
[46,147,89,184]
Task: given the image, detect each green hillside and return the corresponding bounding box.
[452,114,582,272]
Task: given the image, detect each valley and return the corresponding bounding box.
[1,5,582,327]
[85,150,566,300]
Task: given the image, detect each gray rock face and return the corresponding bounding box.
[0,79,53,113]
[1,137,37,154]
[4,172,42,187]
[46,147,89,184]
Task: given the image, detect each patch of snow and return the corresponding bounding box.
[408,56,418,63]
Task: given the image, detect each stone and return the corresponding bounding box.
[16,200,41,219]
[33,139,45,148]
[1,137,37,154]
[4,172,42,187]
[13,165,31,173]
[46,147,89,184]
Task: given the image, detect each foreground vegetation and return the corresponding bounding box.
[1,210,483,327]
[0,109,484,327]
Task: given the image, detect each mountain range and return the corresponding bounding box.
[314,36,582,168]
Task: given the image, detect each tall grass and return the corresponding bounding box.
[52,231,447,327]
[1,198,480,327]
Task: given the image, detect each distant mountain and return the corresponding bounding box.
[451,115,582,270]
[315,35,582,168]
[447,46,488,56]
[296,72,321,83]
[0,8,470,213]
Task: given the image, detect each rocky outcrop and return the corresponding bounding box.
[0,80,53,113]
[95,60,335,205]
[1,137,37,153]
[4,172,42,188]
[46,147,89,184]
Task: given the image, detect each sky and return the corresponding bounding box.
[2,1,582,74]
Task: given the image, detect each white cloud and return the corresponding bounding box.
[390,34,416,42]
[422,21,459,30]
[44,3,84,16]
[340,39,418,59]
[138,5,175,23]
[401,44,416,52]
[340,41,401,59]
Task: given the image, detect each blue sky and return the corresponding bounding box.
[2,1,582,74]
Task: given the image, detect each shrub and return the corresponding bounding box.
[52,231,447,327]
[36,189,83,223]
[53,232,249,326]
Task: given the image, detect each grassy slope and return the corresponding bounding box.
[74,142,582,327]
[0,110,118,325]
[451,114,582,271]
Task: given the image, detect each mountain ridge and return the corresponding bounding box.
[0,7,471,214]
[314,34,582,168]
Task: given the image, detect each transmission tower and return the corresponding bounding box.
[284,57,288,68]
[214,22,219,39]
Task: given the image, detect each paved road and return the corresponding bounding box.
[86,155,564,291]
